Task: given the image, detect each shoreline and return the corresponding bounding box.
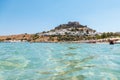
[1,37,120,44]
[0,40,109,44]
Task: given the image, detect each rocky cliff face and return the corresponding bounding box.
[55,21,84,29]
[40,22,96,36]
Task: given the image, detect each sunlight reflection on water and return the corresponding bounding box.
[0,43,120,80]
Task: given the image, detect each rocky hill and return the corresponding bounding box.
[0,21,97,42]
[39,21,96,36]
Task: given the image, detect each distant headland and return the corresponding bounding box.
[0,21,120,43]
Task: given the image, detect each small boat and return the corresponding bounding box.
[115,40,120,44]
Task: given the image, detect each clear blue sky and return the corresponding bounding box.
[0,0,120,35]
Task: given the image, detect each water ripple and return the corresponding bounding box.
[0,43,120,80]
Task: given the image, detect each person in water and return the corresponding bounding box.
[109,40,114,45]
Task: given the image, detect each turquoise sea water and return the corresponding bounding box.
[0,42,120,80]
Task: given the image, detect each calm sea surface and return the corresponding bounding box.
[0,43,120,80]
